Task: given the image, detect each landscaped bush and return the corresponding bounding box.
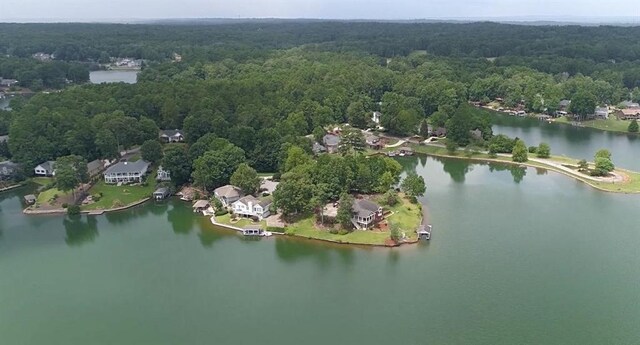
[214,208,228,216]
[266,226,286,233]
[61,203,68,208]
[67,205,80,215]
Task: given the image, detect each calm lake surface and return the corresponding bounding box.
[2,156,640,345]
[492,114,640,170]
[89,70,138,84]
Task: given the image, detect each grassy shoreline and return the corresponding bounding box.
[402,143,640,194]
[553,116,637,134]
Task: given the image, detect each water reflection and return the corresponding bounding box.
[167,203,195,234]
[488,163,528,184]
[274,236,356,267]
[63,215,99,246]
[440,157,473,183]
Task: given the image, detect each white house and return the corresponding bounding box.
[157,166,171,181]
[34,161,56,176]
[372,111,381,124]
[159,129,185,143]
[594,107,609,119]
[103,160,150,184]
[232,196,272,220]
[214,185,242,206]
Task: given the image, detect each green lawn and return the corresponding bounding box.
[283,194,422,245]
[82,177,156,210]
[36,187,70,204]
[382,194,422,241]
[30,177,54,186]
[285,216,392,245]
[215,213,266,228]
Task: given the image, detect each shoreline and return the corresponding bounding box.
[405,143,640,194]
[23,197,151,216]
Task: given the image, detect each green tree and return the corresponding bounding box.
[569,90,597,120]
[537,142,551,158]
[400,173,426,200]
[378,171,396,193]
[161,146,192,186]
[191,145,245,191]
[336,193,355,229]
[338,128,366,155]
[511,139,528,163]
[382,189,399,206]
[593,157,615,176]
[140,140,163,163]
[595,149,611,160]
[628,119,639,133]
[55,155,89,200]
[230,163,261,195]
[577,159,589,171]
[282,145,312,173]
[273,169,315,218]
[389,223,401,243]
[95,128,118,159]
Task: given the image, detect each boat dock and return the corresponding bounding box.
[417,224,432,240]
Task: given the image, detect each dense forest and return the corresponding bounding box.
[2,21,640,186]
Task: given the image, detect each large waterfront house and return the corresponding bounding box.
[0,78,19,88]
[351,199,384,230]
[0,161,18,180]
[159,129,185,143]
[103,160,150,184]
[323,134,341,154]
[214,185,243,206]
[232,195,272,220]
[34,161,56,176]
[157,166,171,181]
[617,108,640,120]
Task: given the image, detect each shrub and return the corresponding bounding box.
[338,229,350,235]
[67,205,80,215]
[528,146,538,154]
[445,140,458,154]
[266,226,286,233]
[62,203,68,208]
[537,143,551,158]
[381,189,399,206]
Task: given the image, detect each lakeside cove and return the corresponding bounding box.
[390,142,640,194]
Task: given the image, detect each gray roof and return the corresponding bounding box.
[0,135,8,143]
[352,199,381,218]
[323,134,341,146]
[620,101,640,108]
[559,99,572,107]
[595,107,608,114]
[160,129,183,137]
[87,159,105,176]
[258,198,273,208]
[37,161,56,172]
[215,185,242,198]
[0,160,18,169]
[235,195,259,205]
[312,142,327,153]
[234,195,272,208]
[104,160,149,175]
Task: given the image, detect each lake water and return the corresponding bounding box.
[90,70,138,84]
[2,156,640,345]
[492,114,640,170]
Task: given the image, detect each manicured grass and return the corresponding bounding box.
[36,187,70,204]
[30,177,54,186]
[82,177,156,210]
[285,216,392,245]
[283,194,422,245]
[215,213,266,228]
[383,194,422,241]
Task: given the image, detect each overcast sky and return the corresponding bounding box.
[1,0,639,22]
